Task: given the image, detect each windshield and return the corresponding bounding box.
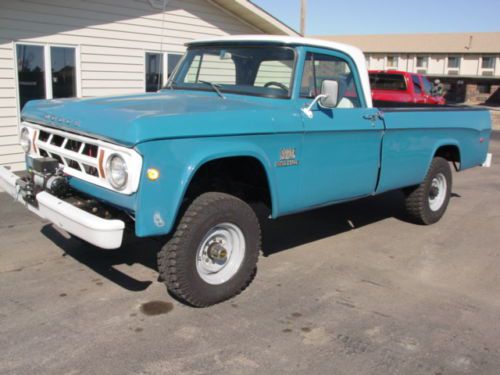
[167,45,296,99]
[369,73,407,91]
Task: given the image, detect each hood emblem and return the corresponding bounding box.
[44,114,80,127]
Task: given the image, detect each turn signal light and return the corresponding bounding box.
[147,168,160,181]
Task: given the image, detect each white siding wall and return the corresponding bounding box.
[461,55,480,76]
[428,55,446,75]
[0,0,261,170]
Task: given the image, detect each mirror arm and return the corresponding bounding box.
[301,94,327,119]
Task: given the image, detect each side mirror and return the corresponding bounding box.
[301,79,340,119]
[318,80,339,108]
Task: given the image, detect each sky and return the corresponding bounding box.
[251,0,500,36]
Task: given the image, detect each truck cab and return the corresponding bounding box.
[370,70,446,105]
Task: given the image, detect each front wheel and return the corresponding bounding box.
[158,192,261,307]
[404,157,452,225]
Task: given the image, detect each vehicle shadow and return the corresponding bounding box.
[260,190,409,257]
[41,225,163,292]
[40,189,444,291]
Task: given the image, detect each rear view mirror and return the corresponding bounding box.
[319,80,339,108]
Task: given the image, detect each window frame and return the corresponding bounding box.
[169,45,298,100]
[447,55,461,71]
[299,47,366,108]
[481,56,495,71]
[143,51,184,92]
[14,41,81,113]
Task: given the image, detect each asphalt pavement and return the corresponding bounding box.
[0,131,499,375]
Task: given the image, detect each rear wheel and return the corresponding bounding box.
[404,157,452,225]
[158,192,261,307]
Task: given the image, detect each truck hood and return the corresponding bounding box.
[22,90,295,146]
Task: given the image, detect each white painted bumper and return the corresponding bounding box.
[0,165,125,249]
[482,153,492,168]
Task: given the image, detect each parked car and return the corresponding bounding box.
[369,70,446,105]
[0,36,491,307]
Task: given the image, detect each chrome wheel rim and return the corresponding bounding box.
[428,173,447,211]
[196,223,246,285]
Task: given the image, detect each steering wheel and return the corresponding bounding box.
[264,81,289,91]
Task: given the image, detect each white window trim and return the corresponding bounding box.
[14,42,81,107]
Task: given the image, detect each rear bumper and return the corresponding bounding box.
[0,166,125,249]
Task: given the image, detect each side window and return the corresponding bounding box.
[300,52,361,108]
[422,76,433,94]
[412,75,422,94]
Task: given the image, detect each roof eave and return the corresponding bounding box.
[209,0,300,36]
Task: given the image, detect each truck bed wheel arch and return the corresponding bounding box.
[433,143,461,170]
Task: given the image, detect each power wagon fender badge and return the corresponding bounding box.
[276,147,299,167]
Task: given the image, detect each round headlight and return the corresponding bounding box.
[106,154,128,190]
[20,127,31,153]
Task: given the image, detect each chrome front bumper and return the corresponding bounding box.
[0,165,125,249]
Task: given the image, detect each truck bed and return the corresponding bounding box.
[375,105,491,194]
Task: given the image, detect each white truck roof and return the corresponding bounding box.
[187,35,372,107]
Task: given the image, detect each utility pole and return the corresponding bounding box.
[300,0,307,36]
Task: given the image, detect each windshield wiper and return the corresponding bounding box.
[198,80,225,99]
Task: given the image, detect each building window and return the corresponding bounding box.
[386,55,398,69]
[481,56,495,70]
[16,44,78,110]
[145,52,163,92]
[51,47,76,99]
[167,53,182,78]
[16,45,46,110]
[447,56,460,69]
[145,52,183,91]
[416,56,428,69]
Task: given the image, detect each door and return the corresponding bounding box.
[298,49,384,207]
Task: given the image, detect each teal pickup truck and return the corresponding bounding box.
[0,36,492,306]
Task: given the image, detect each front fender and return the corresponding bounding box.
[133,137,282,237]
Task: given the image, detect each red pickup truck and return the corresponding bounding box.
[369,70,445,105]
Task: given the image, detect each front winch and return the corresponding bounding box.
[17,157,69,204]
